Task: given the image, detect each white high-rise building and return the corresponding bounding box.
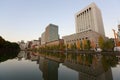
[75,2,105,36]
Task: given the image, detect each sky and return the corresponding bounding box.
[0,0,120,42]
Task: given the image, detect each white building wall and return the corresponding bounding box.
[75,3,105,36]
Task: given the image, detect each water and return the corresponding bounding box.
[0,51,120,80]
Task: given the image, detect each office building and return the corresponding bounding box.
[45,24,59,43]
[41,32,46,45]
[41,24,59,45]
[62,3,107,49]
[75,2,105,36]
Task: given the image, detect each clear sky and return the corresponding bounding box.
[0,0,120,42]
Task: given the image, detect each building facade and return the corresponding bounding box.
[46,39,64,47]
[45,24,59,43]
[41,32,46,45]
[75,2,105,36]
[41,24,59,45]
[62,3,106,49]
[62,30,104,49]
[38,37,41,45]
[31,40,40,49]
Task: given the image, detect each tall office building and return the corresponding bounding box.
[75,2,105,36]
[41,32,46,45]
[45,24,59,43]
[41,24,59,45]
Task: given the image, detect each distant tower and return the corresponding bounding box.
[75,2,105,36]
[45,24,59,43]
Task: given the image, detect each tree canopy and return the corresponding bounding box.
[0,36,20,50]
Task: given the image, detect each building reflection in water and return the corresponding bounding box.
[17,51,26,60]
[63,53,113,80]
[17,51,39,62]
[39,56,59,80]
[17,51,118,80]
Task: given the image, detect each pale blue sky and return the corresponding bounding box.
[0,0,120,42]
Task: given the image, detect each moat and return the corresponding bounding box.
[0,51,120,80]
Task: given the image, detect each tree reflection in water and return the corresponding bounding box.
[0,51,119,80]
[64,53,119,80]
[0,50,19,63]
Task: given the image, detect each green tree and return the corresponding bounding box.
[0,36,5,48]
[98,36,105,49]
[86,40,91,50]
[71,43,77,50]
[0,36,20,50]
[80,41,83,50]
[103,39,114,51]
[76,40,80,50]
[59,44,65,50]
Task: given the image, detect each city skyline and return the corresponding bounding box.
[0,0,120,42]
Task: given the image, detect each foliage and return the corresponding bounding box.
[0,36,20,50]
[39,44,66,52]
[98,36,114,51]
[68,43,71,49]
[80,41,83,50]
[71,43,77,50]
[102,55,118,71]
[0,36,5,48]
[76,40,80,50]
[103,39,114,51]
[0,50,19,63]
[84,40,91,50]
[98,36,105,49]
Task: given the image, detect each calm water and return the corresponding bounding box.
[0,51,120,80]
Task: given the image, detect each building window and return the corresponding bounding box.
[87,9,88,12]
[89,7,91,10]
